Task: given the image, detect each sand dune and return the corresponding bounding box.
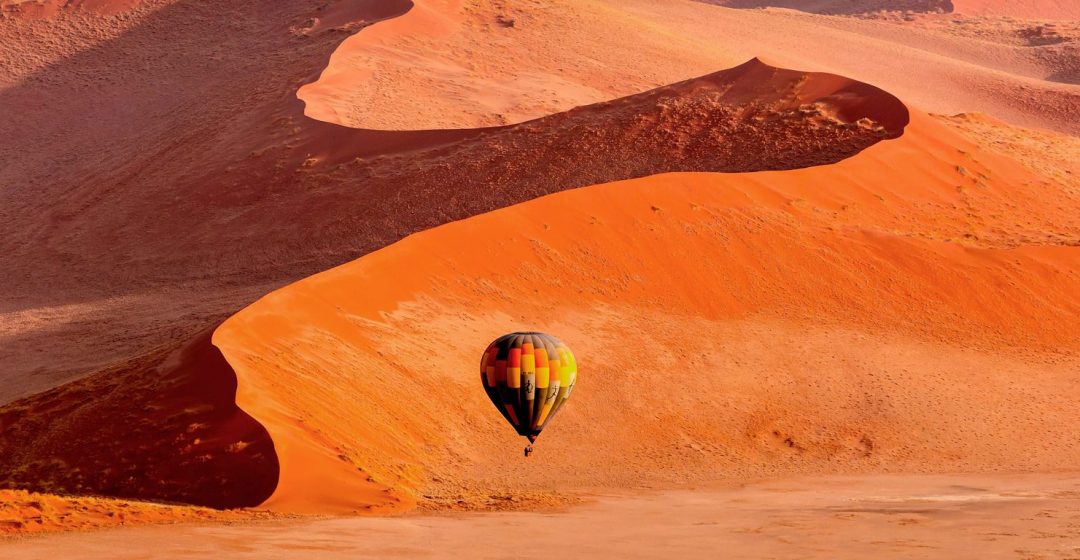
[0,19,906,402]
[300,0,1079,132]
[0,58,921,511]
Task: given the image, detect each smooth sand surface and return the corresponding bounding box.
[3,474,1079,559]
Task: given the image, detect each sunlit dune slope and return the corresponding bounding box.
[215,109,1079,514]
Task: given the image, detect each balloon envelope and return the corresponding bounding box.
[480,332,577,443]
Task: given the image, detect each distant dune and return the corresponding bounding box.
[300,0,1079,131]
[702,0,954,15]
[704,0,1080,19]
[952,0,1080,19]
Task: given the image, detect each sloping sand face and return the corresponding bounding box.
[951,0,1080,19]
[215,109,1079,513]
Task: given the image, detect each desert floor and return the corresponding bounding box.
[4,473,1080,559]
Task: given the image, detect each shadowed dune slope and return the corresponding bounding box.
[215,110,1079,514]
[0,330,278,509]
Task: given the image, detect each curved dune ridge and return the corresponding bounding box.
[0,9,911,404]
[11,94,1078,515]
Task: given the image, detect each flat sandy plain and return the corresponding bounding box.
[4,474,1080,559]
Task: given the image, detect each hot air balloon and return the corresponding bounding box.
[480,332,577,457]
